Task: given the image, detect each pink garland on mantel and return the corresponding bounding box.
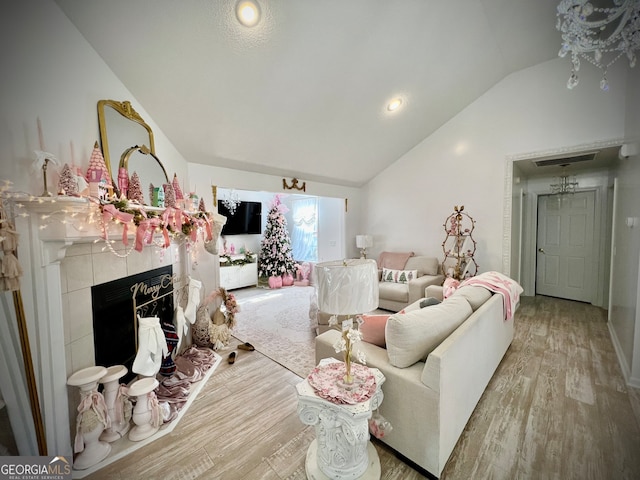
[95,199,214,253]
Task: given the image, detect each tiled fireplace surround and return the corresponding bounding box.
[61,240,179,434]
[8,197,218,461]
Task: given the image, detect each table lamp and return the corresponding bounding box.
[355,235,373,259]
[315,259,378,385]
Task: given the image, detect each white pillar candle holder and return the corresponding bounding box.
[128,377,161,442]
[67,366,111,470]
[99,365,131,442]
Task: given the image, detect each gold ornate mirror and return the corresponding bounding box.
[121,145,169,204]
[97,100,169,203]
[97,100,156,180]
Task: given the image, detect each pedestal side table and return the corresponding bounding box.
[296,358,385,480]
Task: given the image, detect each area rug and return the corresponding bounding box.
[231,286,318,378]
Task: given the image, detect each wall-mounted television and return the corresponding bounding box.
[218,200,262,235]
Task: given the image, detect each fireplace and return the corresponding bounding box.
[91,265,174,384]
[0,197,223,462]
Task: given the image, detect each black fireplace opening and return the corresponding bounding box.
[92,265,174,384]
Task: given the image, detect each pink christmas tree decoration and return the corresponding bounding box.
[57,163,78,196]
[198,198,206,212]
[128,171,145,204]
[258,195,296,282]
[171,173,184,200]
[163,183,176,208]
[85,142,112,186]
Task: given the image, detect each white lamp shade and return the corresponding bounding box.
[356,235,373,249]
[315,259,379,315]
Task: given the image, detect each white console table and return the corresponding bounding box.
[219,254,258,290]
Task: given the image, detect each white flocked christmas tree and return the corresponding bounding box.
[258,195,296,280]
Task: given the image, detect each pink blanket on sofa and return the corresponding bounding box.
[461,271,523,321]
[377,251,414,270]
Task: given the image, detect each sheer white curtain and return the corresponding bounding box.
[291,198,318,262]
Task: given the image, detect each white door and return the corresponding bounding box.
[536,191,595,302]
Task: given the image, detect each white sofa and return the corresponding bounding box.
[315,284,516,478]
[377,255,444,311]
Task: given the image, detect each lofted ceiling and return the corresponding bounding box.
[56,0,562,187]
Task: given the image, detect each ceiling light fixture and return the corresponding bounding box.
[236,0,261,27]
[221,189,241,215]
[556,0,640,91]
[386,98,403,112]
[550,166,579,194]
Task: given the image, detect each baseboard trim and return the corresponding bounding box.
[607,321,635,387]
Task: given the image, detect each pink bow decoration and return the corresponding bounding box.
[102,204,134,246]
[74,391,110,453]
[162,207,183,234]
[135,217,170,252]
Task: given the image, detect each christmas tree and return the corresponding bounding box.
[258,195,296,279]
[57,163,78,196]
[171,173,184,200]
[128,171,145,204]
[198,198,206,212]
[163,183,176,208]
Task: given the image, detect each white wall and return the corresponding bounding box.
[0,0,188,195]
[362,58,627,270]
[609,63,640,387]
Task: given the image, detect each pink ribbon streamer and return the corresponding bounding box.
[148,392,164,427]
[74,391,110,453]
[200,213,213,242]
[113,384,129,425]
[102,204,134,246]
[135,217,170,252]
[162,207,184,234]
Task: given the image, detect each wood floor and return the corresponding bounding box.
[84,295,640,480]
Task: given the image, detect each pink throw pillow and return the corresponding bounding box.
[360,314,391,348]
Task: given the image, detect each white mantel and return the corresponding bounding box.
[1,196,218,460]
[15,197,92,459]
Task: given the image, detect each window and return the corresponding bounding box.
[291,198,318,262]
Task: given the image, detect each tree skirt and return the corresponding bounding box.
[231,286,318,378]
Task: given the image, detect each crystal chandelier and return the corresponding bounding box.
[221,189,241,215]
[556,0,640,90]
[550,174,579,194]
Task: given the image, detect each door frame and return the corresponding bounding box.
[503,139,622,307]
[534,190,598,302]
[523,185,608,306]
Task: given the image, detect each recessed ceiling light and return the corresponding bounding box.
[236,0,261,27]
[387,98,403,112]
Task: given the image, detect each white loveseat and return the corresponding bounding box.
[315,282,518,478]
[377,255,444,311]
